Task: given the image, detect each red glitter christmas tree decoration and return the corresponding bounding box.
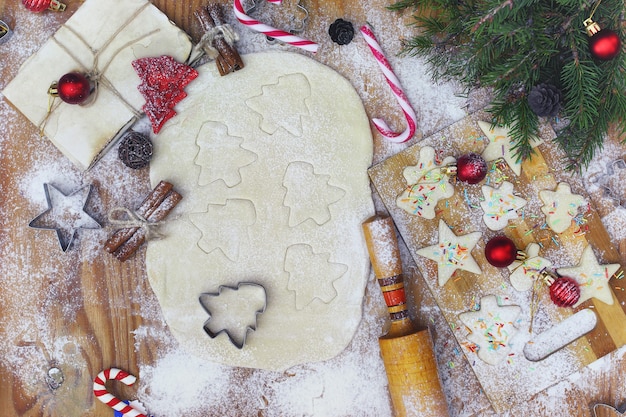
[132,55,198,134]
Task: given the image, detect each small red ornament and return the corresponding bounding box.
[585,18,621,61]
[455,153,488,184]
[51,73,92,105]
[22,0,66,12]
[547,276,580,308]
[485,236,519,268]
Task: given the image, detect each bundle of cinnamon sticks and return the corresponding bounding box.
[195,3,244,76]
[105,181,182,261]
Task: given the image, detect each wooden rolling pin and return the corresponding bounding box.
[362,215,449,417]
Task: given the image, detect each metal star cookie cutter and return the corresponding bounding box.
[28,183,102,252]
[242,0,309,40]
[589,158,626,209]
[199,282,267,349]
[0,19,13,45]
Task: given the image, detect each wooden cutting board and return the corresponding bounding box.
[368,109,626,413]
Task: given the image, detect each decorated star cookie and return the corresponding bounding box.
[539,182,586,234]
[507,243,552,292]
[396,146,456,219]
[557,245,620,307]
[480,181,527,230]
[416,219,482,286]
[459,295,521,365]
[478,121,542,176]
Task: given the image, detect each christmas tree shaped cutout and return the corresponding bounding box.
[132,55,198,134]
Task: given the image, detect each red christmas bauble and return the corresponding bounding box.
[22,0,51,12]
[57,73,91,104]
[589,28,621,61]
[485,236,518,268]
[549,276,580,307]
[456,153,488,184]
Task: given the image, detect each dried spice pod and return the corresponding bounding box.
[118,131,153,169]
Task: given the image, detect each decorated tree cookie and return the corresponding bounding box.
[478,121,542,176]
[539,182,586,234]
[557,245,620,307]
[396,146,456,219]
[459,295,521,365]
[480,181,527,230]
[416,219,482,286]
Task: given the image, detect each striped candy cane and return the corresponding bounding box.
[360,25,417,143]
[233,0,318,53]
[93,368,147,417]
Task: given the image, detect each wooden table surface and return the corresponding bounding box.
[1,0,626,416]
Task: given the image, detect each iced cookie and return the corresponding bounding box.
[416,219,482,286]
[507,243,552,292]
[459,295,521,365]
[478,121,542,176]
[539,182,586,234]
[396,146,456,219]
[480,181,527,230]
[557,245,620,307]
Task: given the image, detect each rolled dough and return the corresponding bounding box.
[146,52,375,371]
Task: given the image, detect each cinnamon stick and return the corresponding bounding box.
[112,190,183,261]
[104,181,173,253]
[194,4,244,76]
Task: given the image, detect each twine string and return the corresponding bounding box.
[194,24,240,60]
[108,207,165,241]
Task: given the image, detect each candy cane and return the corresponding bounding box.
[93,368,147,417]
[233,0,318,53]
[360,25,417,143]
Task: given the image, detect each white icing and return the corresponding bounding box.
[480,181,527,230]
[539,182,586,234]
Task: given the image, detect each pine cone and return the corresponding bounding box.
[527,83,561,117]
[328,18,355,45]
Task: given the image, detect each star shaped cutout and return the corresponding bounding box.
[480,181,527,230]
[539,182,586,234]
[507,243,552,292]
[396,146,456,219]
[458,295,521,365]
[29,183,101,252]
[416,219,482,286]
[557,245,620,307]
[478,121,542,176]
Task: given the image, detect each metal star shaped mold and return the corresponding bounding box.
[29,183,101,252]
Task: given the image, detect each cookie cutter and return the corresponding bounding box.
[0,19,13,45]
[589,158,626,209]
[199,282,267,349]
[242,0,309,40]
[28,183,102,252]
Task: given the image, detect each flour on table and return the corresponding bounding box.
[146,52,374,371]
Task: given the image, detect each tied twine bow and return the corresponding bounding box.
[194,24,240,60]
[40,2,158,133]
[108,207,165,241]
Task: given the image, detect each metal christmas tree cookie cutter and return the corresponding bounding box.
[0,19,13,45]
[589,158,626,209]
[199,282,267,349]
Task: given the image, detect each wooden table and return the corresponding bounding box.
[1,0,625,416]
